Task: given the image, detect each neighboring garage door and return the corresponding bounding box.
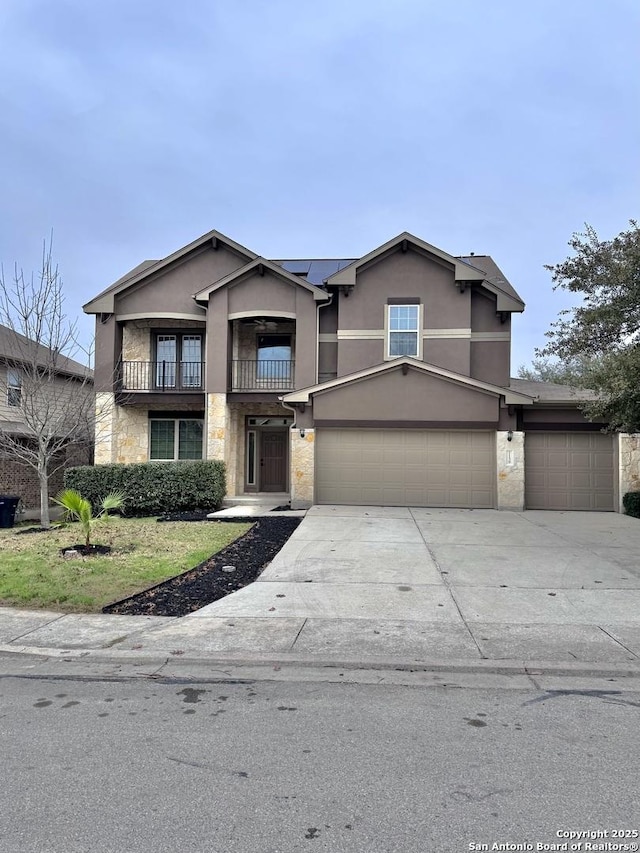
[315,429,496,508]
[525,432,615,511]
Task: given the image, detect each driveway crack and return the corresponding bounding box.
[409,509,485,659]
[289,618,308,651]
[598,626,639,658]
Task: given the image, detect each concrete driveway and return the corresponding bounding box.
[158,505,640,663]
[6,506,640,667]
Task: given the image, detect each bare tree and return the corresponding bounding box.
[0,238,94,527]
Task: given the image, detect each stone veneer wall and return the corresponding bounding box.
[206,393,292,497]
[94,392,116,464]
[496,430,524,511]
[94,391,148,464]
[122,323,151,362]
[618,433,640,511]
[290,428,315,509]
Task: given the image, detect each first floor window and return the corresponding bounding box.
[388,304,420,357]
[149,418,203,460]
[7,369,21,407]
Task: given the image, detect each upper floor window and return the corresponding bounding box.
[154,333,202,389]
[7,368,21,407]
[387,305,421,358]
[257,334,292,381]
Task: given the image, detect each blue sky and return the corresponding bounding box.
[1,0,638,370]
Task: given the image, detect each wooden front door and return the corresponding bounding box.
[260,430,288,492]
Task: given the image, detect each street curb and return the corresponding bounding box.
[2,643,640,680]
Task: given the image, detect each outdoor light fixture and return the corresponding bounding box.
[299,428,306,438]
[507,430,513,442]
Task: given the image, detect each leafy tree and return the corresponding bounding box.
[0,238,95,527]
[540,220,640,432]
[517,354,601,387]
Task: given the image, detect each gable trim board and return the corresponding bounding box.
[116,312,206,322]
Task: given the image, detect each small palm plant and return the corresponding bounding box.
[54,489,125,549]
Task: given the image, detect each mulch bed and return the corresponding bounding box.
[62,544,111,557]
[103,516,301,617]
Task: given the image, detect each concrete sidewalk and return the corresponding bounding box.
[2,506,640,679]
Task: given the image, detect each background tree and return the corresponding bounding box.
[538,220,640,432]
[0,239,95,527]
[516,353,602,386]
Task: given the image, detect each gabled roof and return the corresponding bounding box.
[193,257,332,303]
[457,255,524,309]
[326,232,524,312]
[0,324,92,379]
[282,358,535,405]
[83,229,258,314]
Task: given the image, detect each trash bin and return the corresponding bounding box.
[0,495,21,528]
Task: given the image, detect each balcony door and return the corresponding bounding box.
[155,333,202,390]
[156,335,177,388]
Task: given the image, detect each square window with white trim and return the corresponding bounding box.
[387,305,420,357]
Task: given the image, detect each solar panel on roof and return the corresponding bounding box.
[280,260,312,275]
[306,260,341,284]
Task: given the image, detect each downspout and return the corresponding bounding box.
[316,290,334,384]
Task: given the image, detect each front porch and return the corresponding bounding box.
[206,395,315,508]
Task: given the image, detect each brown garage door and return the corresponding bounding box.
[525,432,614,511]
[315,429,496,507]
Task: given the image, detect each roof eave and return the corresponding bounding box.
[193,258,331,303]
[83,229,258,314]
[281,358,535,405]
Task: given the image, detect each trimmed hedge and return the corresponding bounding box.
[623,492,640,519]
[63,461,226,517]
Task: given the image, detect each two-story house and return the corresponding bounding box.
[85,229,637,513]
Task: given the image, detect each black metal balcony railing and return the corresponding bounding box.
[231,360,295,391]
[119,361,205,392]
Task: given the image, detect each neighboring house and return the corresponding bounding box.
[0,324,93,509]
[84,229,637,513]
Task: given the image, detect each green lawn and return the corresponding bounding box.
[0,518,251,612]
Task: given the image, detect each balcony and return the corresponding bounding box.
[230,359,295,391]
[118,361,205,392]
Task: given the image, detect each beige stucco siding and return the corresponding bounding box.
[339,248,467,331]
[312,367,499,424]
[470,290,510,333]
[470,340,510,386]
[116,245,243,316]
[423,339,470,375]
[227,271,297,316]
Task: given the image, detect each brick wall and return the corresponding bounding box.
[0,441,93,510]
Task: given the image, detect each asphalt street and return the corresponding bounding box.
[1,667,639,853]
